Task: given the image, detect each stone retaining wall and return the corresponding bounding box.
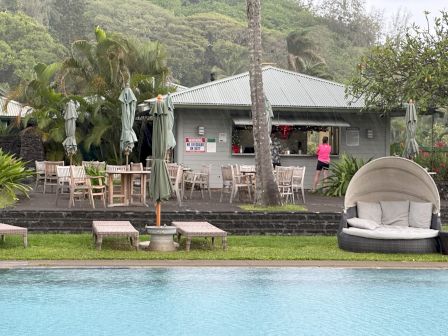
[0,210,341,235]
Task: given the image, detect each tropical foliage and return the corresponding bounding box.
[0,148,33,208]
[0,12,65,86]
[322,153,370,197]
[19,27,170,163]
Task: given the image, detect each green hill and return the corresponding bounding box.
[1,0,375,87]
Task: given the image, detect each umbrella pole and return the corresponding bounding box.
[155,201,161,227]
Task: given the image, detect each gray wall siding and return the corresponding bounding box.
[340,113,390,160]
[174,109,389,189]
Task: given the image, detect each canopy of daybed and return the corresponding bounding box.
[344,156,440,213]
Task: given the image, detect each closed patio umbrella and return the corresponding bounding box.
[119,85,138,166]
[265,95,274,135]
[166,93,176,149]
[149,95,174,226]
[62,100,79,165]
[403,100,419,159]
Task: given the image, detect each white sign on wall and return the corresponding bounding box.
[185,137,206,152]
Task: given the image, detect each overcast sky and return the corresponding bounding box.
[364,0,447,28]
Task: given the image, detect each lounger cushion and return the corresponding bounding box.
[380,201,409,227]
[347,217,380,230]
[342,226,439,240]
[357,201,382,224]
[409,202,433,229]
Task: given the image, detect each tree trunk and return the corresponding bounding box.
[246,0,281,206]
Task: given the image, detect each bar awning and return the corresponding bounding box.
[232,115,350,127]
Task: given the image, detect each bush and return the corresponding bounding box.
[414,143,448,181]
[0,149,33,208]
[321,153,370,197]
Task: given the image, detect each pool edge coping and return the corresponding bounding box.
[1,260,448,269]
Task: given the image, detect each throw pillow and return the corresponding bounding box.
[380,201,410,227]
[347,217,380,230]
[409,202,433,229]
[357,201,382,224]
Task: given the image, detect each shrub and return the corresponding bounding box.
[0,149,33,208]
[414,143,448,181]
[321,153,370,197]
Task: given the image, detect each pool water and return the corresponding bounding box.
[0,268,446,336]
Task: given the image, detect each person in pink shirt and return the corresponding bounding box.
[312,136,331,192]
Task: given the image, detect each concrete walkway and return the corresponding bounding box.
[1,259,448,269]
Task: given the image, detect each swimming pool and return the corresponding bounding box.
[0,268,446,336]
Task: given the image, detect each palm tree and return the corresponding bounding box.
[59,27,170,163]
[246,0,281,206]
[18,27,170,163]
[286,30,333,79]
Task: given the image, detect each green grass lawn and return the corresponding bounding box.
[0,234,447,262]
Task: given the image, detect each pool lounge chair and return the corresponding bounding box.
[338,157,441,253]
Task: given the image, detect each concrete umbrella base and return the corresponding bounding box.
[144,226,178,251]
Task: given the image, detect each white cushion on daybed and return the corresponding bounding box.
[347,217,380,230]
[357,201,382,224]
[380,201,409,226]
[409,202,433,229]
[342,226,439,240]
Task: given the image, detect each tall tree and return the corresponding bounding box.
[246,0,281,206]
[347,11,448,114]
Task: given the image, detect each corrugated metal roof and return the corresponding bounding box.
[0,97,33,118]
[146,66,364,110]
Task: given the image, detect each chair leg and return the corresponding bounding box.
[219,187,224,202]
[301,187,306,204]
[189,181,196,200]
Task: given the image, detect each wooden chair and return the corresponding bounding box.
[130,162,146,203]
[292,166,306,204]
[219,165,233,203]
[69,165,94,208]
[43,161,64,194]
[55,166,71,205]
[276,166,294,203]
[105,165,128,206]
[230,164,252,203]
[168,164,183,205]
[183,164,212,200]
[34,160,45,192]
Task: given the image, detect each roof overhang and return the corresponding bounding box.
[232,115,350,127]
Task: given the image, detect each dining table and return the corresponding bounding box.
[106,169,151,207]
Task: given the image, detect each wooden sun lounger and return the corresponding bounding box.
[172,221,227,252]
[0,223,28,248]
[92,221,139,250]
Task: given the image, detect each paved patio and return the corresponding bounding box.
[12,189,345,213]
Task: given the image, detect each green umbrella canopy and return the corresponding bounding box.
[149,97,173,202]
[403,101,419,159]
[62,100,79,157]
[119,86,138,154]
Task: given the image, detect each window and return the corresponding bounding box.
[231,125,340,155]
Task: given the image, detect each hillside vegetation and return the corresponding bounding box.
[0,0,379,88]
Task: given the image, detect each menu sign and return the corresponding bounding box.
[185,137,206,152]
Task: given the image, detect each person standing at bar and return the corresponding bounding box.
[271,133,281,168]
[312,136,331,192]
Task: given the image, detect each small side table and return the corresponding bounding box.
[438,231,448,255]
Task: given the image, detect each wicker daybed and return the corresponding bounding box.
[338,156,441,253]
